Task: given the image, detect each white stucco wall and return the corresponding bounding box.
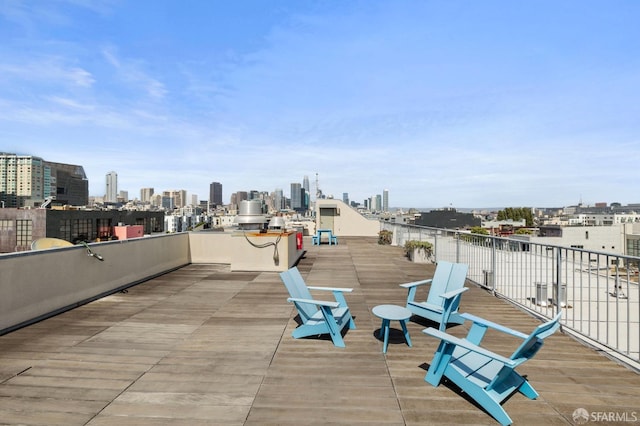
[315,199,380,237]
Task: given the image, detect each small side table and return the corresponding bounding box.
[372,304,412,353]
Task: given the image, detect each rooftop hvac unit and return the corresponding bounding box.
[234,200,269,231]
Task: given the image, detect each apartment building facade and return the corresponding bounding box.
[0,153,88,208]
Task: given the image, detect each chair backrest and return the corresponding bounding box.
[280,267,318,321]
[425,262,468,307]
[509,313,562,363]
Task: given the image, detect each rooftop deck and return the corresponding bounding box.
[1,236,638,425]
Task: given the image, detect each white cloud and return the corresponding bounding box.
[0,58,94,88]
[101,46,167,100]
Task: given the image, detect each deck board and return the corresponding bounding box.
[0,236,638,425]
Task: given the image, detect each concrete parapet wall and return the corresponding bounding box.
[188,231,233,263]
[1,230,305,334]
[0,233,189,334]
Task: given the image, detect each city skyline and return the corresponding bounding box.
[1,1,639,207]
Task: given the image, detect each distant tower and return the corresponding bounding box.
[370,195,379,212]
[140,187,154,203]
[291,182,302,211]
[209,182,223,207]
[236,191,248,203]
[303,175,310,194]
[105,171,118,203]
[383,189,389,212]
[163,190,186,209]
[275,188,283,211]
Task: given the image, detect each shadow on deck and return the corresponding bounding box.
[0,237,638,425]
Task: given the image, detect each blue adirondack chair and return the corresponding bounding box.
[400,261,469,331]
[423,312,562,425]
[279,267,356,348]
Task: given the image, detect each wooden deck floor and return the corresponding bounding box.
[0,237,638,425]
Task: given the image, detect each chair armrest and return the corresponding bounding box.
[423,327,516,367]
[287,297,340,309]
[461,313,529,339]
[307,286,353,293]
[440,287,468,300]
[399,279,432,289]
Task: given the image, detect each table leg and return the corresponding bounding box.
[400,320,412,347]
[381,319,390,353]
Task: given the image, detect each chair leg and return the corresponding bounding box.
[517,379,539,400]
[425,341,454,386]
[477,394,513,426]
[400,320,412,347]
[380,319,390,353]
[329,331,346,348]
[321,306,346,348]
[347,313,356,329]
[457,381,514,426]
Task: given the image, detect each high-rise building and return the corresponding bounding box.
[236,192,248,203]
[383,189,389,212]
[343,193,349,205]
[105,171,118,203]
[150,193,162,207]
[303,175,310,194]
[209,182,222,207]
[46,161,88,206]
[274,188,283,211]
[140,188,154,203]
[0,154,44,208]
[163,190,187,209]
[369,195,378,212]
[0,153,87,208]
[290,183,302,211]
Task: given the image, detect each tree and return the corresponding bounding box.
[470,226,489,235]
[496,207,534,227]
[515,228,533,235]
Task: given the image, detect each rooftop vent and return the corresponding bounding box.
[234,200,269,231]
[268,216,286,230]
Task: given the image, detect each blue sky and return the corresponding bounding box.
[1,1,639,208]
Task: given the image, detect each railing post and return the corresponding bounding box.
[433,232,438,263]
[555,247,563,317]
[491,237,497,295]
[455,231,460,263]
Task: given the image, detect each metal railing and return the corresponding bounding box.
[382,222,640,368]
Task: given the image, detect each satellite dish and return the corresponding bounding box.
[31,238,74,250]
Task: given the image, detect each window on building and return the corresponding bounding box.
[59,219,71,241]
[72,219,92,243]
[16,219,32,248]
[0,219,13,231]
[97,218,112,238]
